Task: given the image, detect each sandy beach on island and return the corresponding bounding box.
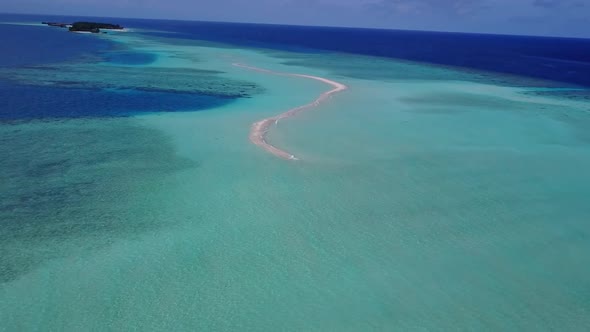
[233,63,347,160]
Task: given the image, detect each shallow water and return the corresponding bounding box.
[0,118,196,282]
[1,17,590,331]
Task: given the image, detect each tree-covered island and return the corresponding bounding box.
[42,21,124,33]
[69,22,124,33]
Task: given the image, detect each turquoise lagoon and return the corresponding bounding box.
[1,19,590,330]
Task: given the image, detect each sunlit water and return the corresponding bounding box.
[1,16,590,331]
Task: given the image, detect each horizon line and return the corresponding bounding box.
[2,11,589,41]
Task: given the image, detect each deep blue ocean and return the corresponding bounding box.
[2,12,590,121]
[137,19,590,87]
[0,14,234,120]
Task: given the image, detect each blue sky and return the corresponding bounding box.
[3,0,590,37]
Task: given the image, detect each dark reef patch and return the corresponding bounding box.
[101,51,158,65]
[0,118,197,282]
[0,64,263,100]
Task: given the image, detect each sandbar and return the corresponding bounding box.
[233,63,347,161]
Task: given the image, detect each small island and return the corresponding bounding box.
[69,22,124,33]
[42,21,124,33]
[42,22,69,28]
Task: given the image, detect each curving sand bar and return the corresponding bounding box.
[233,63,347,161]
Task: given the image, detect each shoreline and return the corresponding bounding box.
[233,63,347,161]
